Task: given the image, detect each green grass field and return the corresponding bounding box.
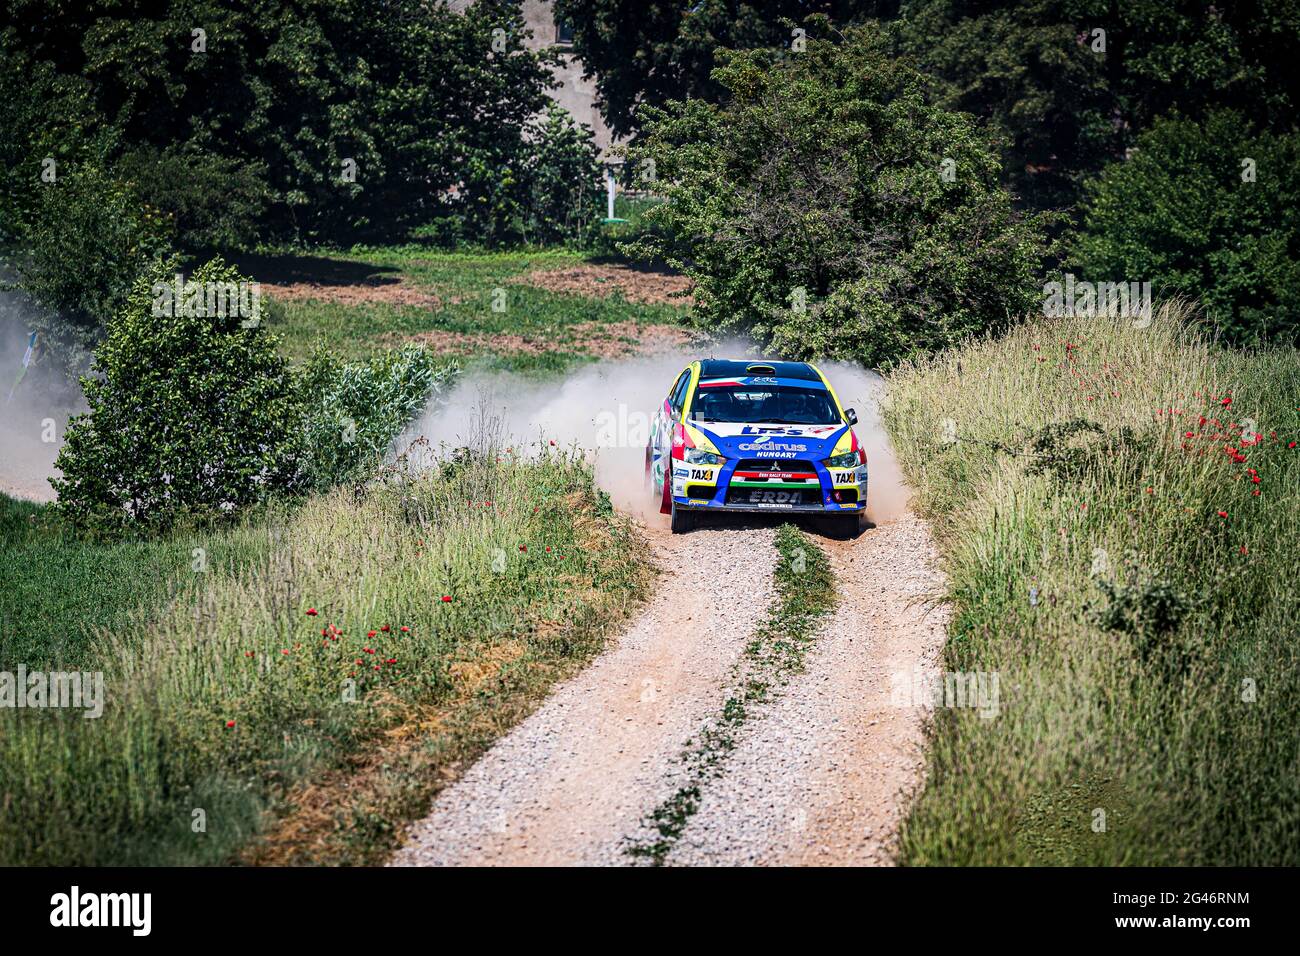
[236,247,690,370]
[884,306,1300,865]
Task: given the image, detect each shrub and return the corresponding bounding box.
[114,147,269,252]
[1071,111,1300,347]
[14,157,173,370]
[630,27,1048,368]
[521,104,604,246]
[296,347,457,492]
[52,258,300,531]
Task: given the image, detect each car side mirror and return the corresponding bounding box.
[845,408,858,426]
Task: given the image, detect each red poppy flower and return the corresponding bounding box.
[1217,511,1228,518]
[226,720,236,729]
[400,626,410,633]
[441,595,452,602]
[368,630,377,638]
[381,625,391,632]
[306,608,318,616]
[520,545,527,552]
[281,649,290,655]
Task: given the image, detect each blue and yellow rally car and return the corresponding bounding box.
[647,359,868,534]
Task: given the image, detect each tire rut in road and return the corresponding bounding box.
[390,513,948,867]
[666,513,949,866]
[389,524,778,867]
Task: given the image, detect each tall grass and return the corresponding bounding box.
[884,304,1300,864]
[0,444,649,865]
[0,494,273,667]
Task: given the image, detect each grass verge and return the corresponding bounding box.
[883,305,1300,865]
[624,524,836,865]
[238,247,689,369]
[0,446,651,865]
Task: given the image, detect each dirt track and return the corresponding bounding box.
[390,510,948,867]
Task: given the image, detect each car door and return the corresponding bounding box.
[651,367,690,494]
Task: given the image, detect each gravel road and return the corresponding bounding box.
[390,524,779,866]
[668,513,948,866]
[391,509,949,867]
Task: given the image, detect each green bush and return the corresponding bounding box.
[1071,111,1300,347]
[296,346,457,491]
[630,27,1048,368]
[13,157,173,370]
[521,104,605,246]
[114,147,269,253]
[52,258,300,532]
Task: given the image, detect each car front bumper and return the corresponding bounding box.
[670,458,868,514]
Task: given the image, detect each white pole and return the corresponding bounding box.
[606,166,616,220]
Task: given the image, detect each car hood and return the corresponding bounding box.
[690,420,847,459]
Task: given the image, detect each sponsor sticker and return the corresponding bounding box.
[747,490,803,504]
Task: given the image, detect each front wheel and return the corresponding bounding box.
[824,511,866,539]
[670,500,696,534]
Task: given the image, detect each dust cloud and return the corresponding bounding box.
[399,350,912,528]
[0,279,83,504]
[818,361,913,524]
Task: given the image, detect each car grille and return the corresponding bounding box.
[735,458,817,473]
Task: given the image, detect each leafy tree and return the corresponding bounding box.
[1071,111,1300,346]
[521,104,605,245]
[2,0,559,242]
[14,154,174,371]
[0,26,96,243]
[555,1,1300,220]
[552,1,896,138]
[890,0,1300,210]
[631,28,1049,368]
[52,258,301,531]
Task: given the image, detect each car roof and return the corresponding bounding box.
[696,359,821,382]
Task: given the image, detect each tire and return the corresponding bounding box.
[826,511,865,539]
[670,500,696,534]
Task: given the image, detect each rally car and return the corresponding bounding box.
[646,359,868,535]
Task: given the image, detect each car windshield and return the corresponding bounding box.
[689,383,841,425]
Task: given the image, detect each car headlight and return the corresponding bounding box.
[684,448,724,465]
[824,451,860,469]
